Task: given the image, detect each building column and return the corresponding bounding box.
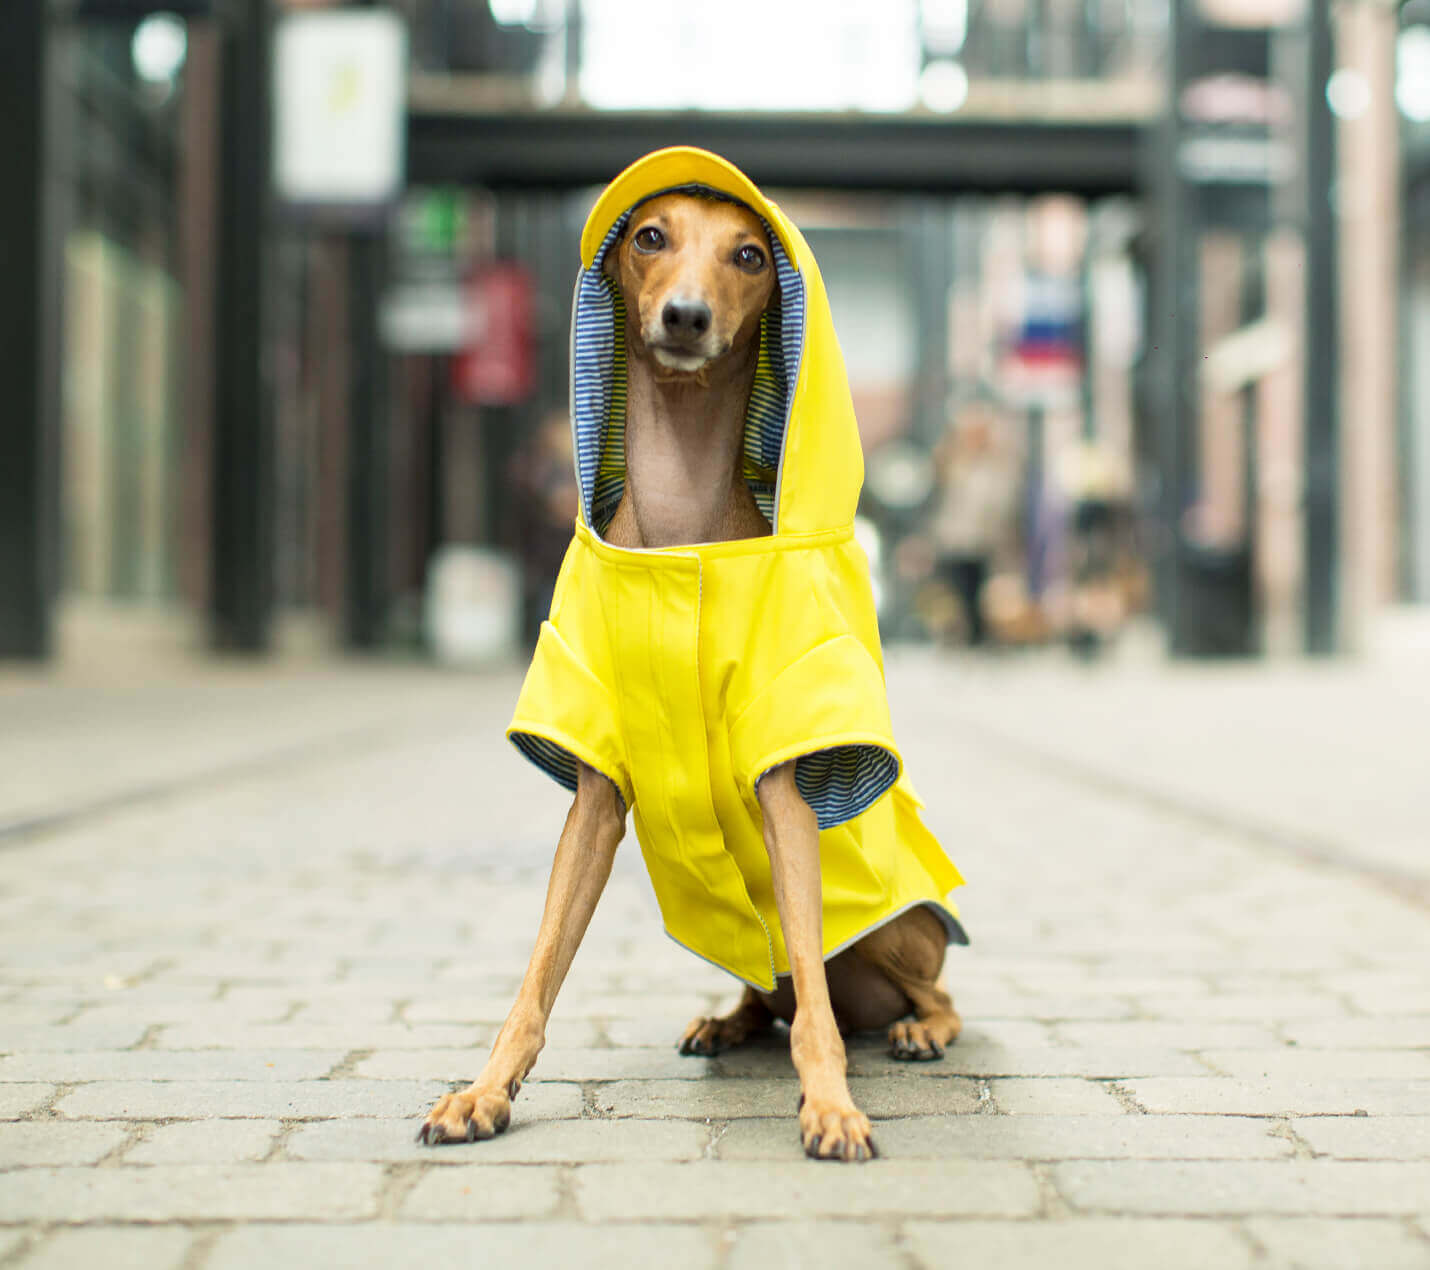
[0,0,62,659]
[1303,0,1342,653]
[211,0,275,651]
[344,234,390,648]
[1337,1,1400,641]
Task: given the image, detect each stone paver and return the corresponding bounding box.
[0,1163,384,1221]
[0,1022,149,1052]
[52,1079,455,1120]
[989,1077,1129,1115]
[153,1023,494,1051]
[0,1087,52,1121]
[354,1045,696,1082]
[205,1223,719,1270]
[905,1218,1258,1269]
[1242,1217,1430,1269]
[121,1119,281,1164]
[717,1113,1290,1161]
[12,1226,192,1270]
[1120,1078,1430,1117]
[1292,1116,1430,1160]
[725,1220,904,1268]
[1200,1049,1430,1080]
[1281,1018,1430,1049]
[1,657,1429,1267]
[1053,1160,1430,1216]
[575,1160,1042,1219]
[398,1165,564,1220]
[289,1115,708,1163]
[0,1121,129,1168]
[1051,1022,1283,1049]
[0,1050,345,1082]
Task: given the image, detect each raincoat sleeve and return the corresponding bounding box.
[728,634,901,831]
[507,620,635,810]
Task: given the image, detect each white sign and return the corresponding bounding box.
[379,283,467,352]
[273,9,407,206]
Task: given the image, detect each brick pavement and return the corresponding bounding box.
[1,655,1428,1268]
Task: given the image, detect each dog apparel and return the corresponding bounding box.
[508,147,967,990]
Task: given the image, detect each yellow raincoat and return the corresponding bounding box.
[509,147,967,990]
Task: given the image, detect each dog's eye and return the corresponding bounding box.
[633,226,665,252]
[735,244,766,272]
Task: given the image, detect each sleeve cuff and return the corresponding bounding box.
[507,621,634,810]
[730,635,902,830]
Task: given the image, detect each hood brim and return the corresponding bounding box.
[580,147,801,275]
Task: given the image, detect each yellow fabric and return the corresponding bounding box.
[508,147,966,990]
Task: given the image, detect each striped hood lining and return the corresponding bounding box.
[571,187,806,537]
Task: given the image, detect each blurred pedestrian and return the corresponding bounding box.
[930,402,1021,647]
[509,409,580,644]
[1055,440,1135,656]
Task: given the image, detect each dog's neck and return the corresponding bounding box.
[610,338,768,548]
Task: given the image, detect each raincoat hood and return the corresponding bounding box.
[571,146,862,540]
[508,148,966,989]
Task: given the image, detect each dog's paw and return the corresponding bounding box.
[416,1083,513,1146]
[888,1018,953,1062]
[798,1092,877,1162]
[677,1014,744,1056]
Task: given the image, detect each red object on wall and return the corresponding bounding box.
[450,263,535,405]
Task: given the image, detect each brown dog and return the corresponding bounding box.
[418,192,961,1161]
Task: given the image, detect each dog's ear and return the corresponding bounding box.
[601,234,623,282]
[760,229,778,312]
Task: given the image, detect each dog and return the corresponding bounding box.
[419,151,966,1162]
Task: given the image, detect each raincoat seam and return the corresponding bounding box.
[574,522,851,564]
[690,554,778,988]
[664,928,775,992]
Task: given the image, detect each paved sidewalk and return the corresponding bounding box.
[1,654,1428,1268]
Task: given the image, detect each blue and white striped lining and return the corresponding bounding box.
[784,744,900,832]
[544,186,895,830]
[572,191,806,534]
[511,733,582,798]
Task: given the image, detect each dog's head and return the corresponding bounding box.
[603,190,776,377]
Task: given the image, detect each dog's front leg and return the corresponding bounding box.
[418,761,625,1145]
[756,762,876,1162]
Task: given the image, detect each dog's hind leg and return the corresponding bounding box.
[851,906,963,1061]
[678,986,773,1056]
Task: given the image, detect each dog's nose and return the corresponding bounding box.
[662,298,711,338]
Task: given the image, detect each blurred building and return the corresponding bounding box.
[1,0,1423,663]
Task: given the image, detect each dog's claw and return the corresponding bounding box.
[889,1019,955,1062]
[418,1086,513,1147]
[800,1098,876,1163]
